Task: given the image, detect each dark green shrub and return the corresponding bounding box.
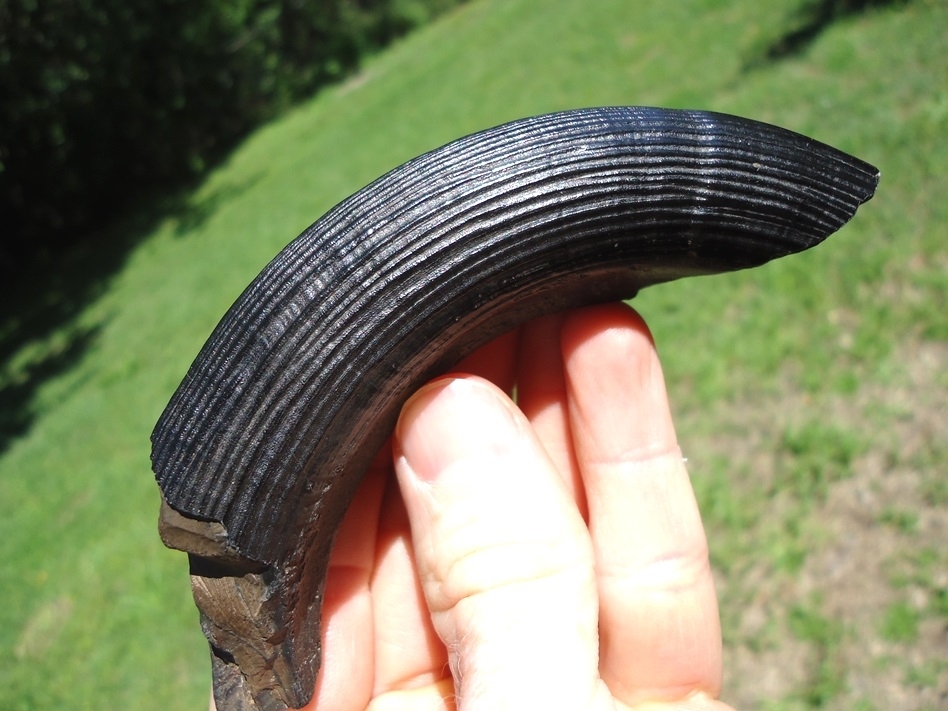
[0,0,463,269]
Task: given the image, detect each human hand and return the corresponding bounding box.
[214,302,730,710]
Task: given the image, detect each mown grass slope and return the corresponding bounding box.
[1,0,945,709]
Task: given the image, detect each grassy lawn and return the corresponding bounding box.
[1,0,945,709]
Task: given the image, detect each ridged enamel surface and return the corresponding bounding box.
[152,107,877,561]
[150,107,878,708]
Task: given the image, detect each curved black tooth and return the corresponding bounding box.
[150,106,878,709]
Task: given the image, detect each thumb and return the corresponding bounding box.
[392,375,611,711]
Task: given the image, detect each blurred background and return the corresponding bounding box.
[1,0,945,709]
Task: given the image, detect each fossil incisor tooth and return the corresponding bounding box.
[151,107,879,710]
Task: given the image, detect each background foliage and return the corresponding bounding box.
[0,0,462,269]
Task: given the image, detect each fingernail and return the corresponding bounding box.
[395,376,522,482]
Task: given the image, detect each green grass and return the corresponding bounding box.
[878,507,919,533]
[879,601,921,643]
[785,599,847,708]
[776,422,865,502]
[1,0,946,709]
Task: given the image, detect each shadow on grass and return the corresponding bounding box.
[748,0,914,67]
[0,174,260,456]
[0,323,102,452]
